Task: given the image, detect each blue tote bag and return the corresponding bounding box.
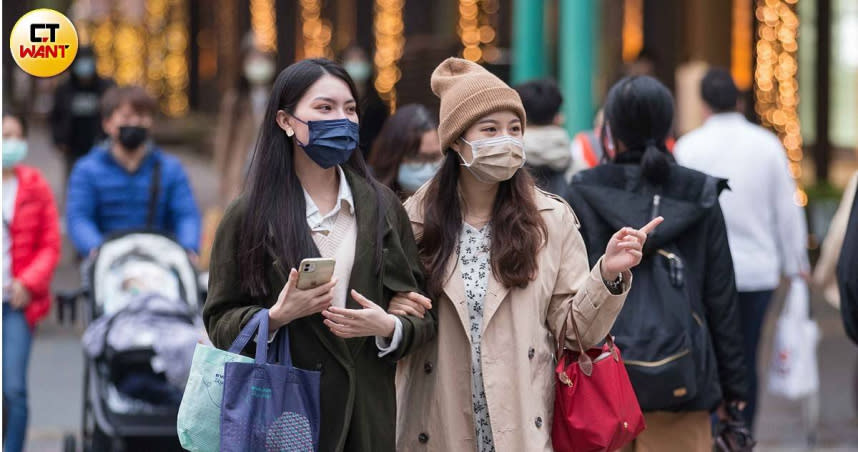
[220,309,321,451]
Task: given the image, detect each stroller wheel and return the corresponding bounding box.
[63,434,76,452]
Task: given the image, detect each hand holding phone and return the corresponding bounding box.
[268,264,337,331]
[297,258,336,290]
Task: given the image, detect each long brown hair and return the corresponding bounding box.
[368,104,437,191]
[419,151,547,298]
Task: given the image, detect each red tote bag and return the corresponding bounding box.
[552,308,645,452]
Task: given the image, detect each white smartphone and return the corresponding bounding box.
[297,257,336,290]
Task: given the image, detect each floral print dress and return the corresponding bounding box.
[458,223,495,452]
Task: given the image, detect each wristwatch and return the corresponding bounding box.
[603,272,624,295]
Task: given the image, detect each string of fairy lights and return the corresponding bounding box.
[70,0,809,183]
[622,0,644,63]
[754,0,806,206]
[373,0,405,113]
[458,0,499,63]
[250,0,277,53]
[77,0,188,117]
[298,0,333,59]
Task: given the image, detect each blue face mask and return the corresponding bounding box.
[2,139,28,169]
[293,117,360,169]
[73,58,96,79]
[397,160,441,192]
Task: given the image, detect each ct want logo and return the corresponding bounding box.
[9,9,79,77]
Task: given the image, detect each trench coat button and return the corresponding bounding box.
[424,361,433,374]
[535,417,543,428]
[418,433,429,443]
[528,347,535,359]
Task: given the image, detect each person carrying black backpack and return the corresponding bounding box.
[564,76,749,452]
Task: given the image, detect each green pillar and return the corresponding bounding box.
[511,0,546,84]
[559,0,597,135]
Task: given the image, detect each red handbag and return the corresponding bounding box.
[551,309,645,452]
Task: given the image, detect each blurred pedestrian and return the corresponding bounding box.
[213,34,276,207]
[837,178,858,345]
[368,104,441,198]
[512,78,572,194]
[674,68,809,429]
[569,107,675,180]
[565,75,749,451]
[814,171,858,308]
[390,58,654,451]
[203,58,436,452]
[65,86,201,260]
[568,108,606,177]
[341,46,388,156]
[50,46,114,182]
[2,111,62,452]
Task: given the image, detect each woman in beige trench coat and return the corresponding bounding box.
[389,58,662,451]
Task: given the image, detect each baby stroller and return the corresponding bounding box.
[58,232,205,452]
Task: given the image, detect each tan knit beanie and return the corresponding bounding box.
[431,58,526,153]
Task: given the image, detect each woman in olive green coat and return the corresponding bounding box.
[203,58,436,452]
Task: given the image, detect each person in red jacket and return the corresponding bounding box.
[2,111,61,452]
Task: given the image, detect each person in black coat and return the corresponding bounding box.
[837,180,858,345]
[564,76,749,451]
[50,46,115,181]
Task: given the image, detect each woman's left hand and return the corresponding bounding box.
[10,280,31,310]
[322,290,397,338]
[601,216,664,280]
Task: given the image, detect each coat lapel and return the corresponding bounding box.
[342,168,382,354]
[481,272,511,332]
[441,247,476,343]
[482,191,557,331]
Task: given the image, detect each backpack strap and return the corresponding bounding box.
[147,158,161,229]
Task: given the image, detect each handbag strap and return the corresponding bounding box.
[274,324,293,367]
[228,309,269,364]
[556,302,617,377]
[146,158,161,229]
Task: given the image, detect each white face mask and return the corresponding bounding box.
[344,61,372,84]
[458,135,526,183]
[244,58,275,85]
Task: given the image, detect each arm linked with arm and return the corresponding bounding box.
[379,196,437,362]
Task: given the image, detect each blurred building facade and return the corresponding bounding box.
[2,0,856,186]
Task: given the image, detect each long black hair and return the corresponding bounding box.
[602,75,675,185]
[238,58,386,297]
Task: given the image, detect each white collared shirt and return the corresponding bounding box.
[304,165,355,235]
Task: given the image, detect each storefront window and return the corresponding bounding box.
[831,0,858,149]
[798,0,817,145]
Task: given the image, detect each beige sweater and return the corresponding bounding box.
[311,207,357,308]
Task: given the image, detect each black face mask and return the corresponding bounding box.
[118,125,148,150]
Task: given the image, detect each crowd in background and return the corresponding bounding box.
[3,31,857,452]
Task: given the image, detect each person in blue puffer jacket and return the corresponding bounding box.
[66,85,201,259]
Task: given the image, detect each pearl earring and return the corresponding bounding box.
[286,128,294,137]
